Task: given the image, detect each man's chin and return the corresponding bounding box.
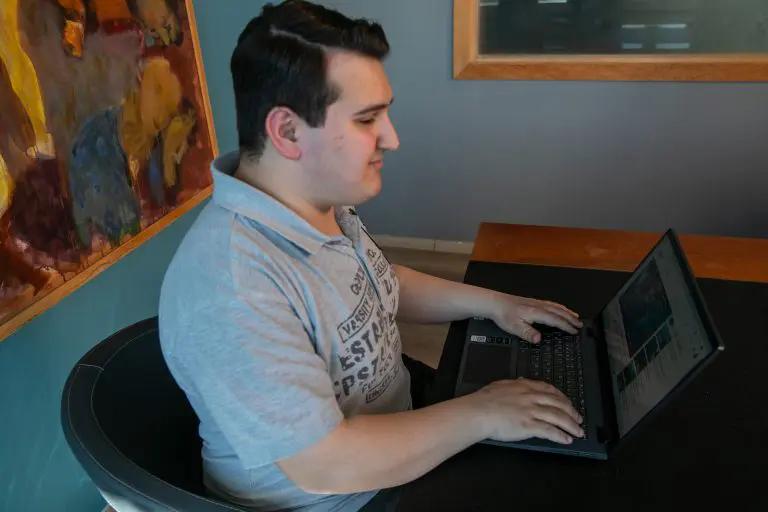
[365,178,383,200]
[347,182,382,206]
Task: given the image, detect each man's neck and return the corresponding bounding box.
[234,160,343,237]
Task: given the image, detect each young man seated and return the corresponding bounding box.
[159,2,584,510]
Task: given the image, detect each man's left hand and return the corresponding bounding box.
[488,293,583,344]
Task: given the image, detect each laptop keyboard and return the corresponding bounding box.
[466,327,588,436]
[519,331,587,423]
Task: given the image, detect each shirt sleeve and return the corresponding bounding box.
[170,269,344,469]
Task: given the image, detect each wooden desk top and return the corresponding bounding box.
[471,223,768,284]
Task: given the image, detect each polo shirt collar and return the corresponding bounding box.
[210,152,359,255]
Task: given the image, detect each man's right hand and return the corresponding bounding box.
[278,377,585,495]
[468,378,584,444]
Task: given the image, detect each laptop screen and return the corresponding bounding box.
[599,232,720,437]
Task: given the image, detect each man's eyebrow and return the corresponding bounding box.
[353,98,394,116]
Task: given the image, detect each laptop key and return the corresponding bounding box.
[517,342,530,378]
[530,346,542,379]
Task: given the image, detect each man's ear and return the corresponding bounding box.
[265,106,302,160]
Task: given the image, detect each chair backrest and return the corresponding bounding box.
[61,317,244,511]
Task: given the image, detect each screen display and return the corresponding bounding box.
[600,234,717,437]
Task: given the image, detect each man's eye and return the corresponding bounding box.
[357,117,376,125]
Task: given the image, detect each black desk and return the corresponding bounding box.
[397,261,768,511]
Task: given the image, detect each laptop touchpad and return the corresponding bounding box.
[462,344,516,386]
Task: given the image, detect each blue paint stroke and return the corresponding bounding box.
[69,108,140,247]
[148,138,166,207]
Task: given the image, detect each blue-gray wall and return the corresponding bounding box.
[0,205,203,512]
[200,0,768,241]
[2,0,767,510]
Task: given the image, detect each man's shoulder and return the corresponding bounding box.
[160,202,307,319]
[159,207,278,358]
[173,201,292,272]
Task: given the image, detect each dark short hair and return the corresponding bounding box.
[231,0,389,162]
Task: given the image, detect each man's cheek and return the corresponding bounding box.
[331,132,346,151]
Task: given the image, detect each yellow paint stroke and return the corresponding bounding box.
[0,154,13,218]
[135,0,179,46]
[57,0,85,57]
[162,110,196,188]
[0,0,50,152]
[139,57,182,134]
[62,19,84,58]
[120,57,181,184]
[120,89,154,183]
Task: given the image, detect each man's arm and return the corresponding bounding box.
[278,265,586,493]
[278,378,584,494]
[393,264,581,342]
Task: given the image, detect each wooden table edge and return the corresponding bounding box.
[470,223,768,284]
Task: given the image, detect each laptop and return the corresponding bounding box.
[454,229,725,459]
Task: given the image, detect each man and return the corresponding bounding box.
[159,2,584,511]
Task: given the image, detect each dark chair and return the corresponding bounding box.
[61,317,246,511]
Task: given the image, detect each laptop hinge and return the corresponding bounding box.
[590,316,620,447]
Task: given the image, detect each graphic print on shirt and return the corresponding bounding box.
[333,257,401,403]
[367,245,399,324]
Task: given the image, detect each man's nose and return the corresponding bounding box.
[379,113,400,151]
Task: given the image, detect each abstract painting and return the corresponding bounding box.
[0,0,216,339]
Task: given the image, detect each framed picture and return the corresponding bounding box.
[0,0,217,340]
[454,0,768,81]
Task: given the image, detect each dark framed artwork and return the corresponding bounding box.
[455,0,768,81]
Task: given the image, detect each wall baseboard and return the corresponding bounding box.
[372,235,474,255]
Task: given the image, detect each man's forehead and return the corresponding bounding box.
[326,50,392,109]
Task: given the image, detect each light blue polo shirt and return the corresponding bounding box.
[158,152,411,511]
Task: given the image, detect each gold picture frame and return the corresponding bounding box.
[454,0,768,81]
